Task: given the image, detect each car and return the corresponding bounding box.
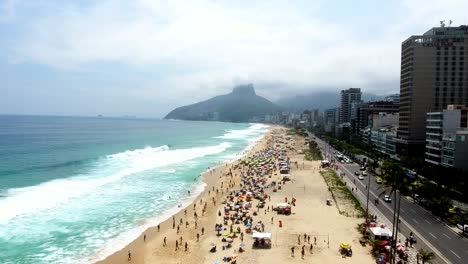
[384,195,392,203]
[375,177,383,184]
[354,171,360,176]
[362,171,367,176]
[360,166,366,171]
[358,175,364,180]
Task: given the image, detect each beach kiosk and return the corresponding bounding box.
[321,160,330,168]
[369,224,392,241]
[252,232,272,249]
[275,203,291,215]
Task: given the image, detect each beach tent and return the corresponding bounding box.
[369,225,392,240]
[252,232,272,239]
[276,203,291,208]
[252,232,272,249]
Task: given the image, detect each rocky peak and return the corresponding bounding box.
[231,84,256,96]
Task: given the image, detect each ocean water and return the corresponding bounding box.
[0,115,268,264]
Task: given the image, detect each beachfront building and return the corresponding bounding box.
[396,25,468,157]
[340,88,361,124]
[357,101,400,135]
[370,127,398,159]
[425,105,468,168]
[325,107,340,133]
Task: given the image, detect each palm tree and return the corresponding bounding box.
[381,162,408,264]
[418,249,435,264]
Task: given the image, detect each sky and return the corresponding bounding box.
[1,0,468,118]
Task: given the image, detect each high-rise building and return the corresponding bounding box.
[425,105,468,166]
[340,88,361,124]
[324,107,339,133]
[357,100,400,133]
[397,25,468,156]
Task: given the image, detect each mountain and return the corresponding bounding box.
[164,84,281,122]
[275,90,384,111]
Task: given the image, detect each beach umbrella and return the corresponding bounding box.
[339,243,351,249]
[240,243,246,248]
[379,240,389,246]
[217,227,223,232]
[246,223,252,227]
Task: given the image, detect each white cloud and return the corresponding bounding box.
[0,0,21,22]
[8,0,468,103]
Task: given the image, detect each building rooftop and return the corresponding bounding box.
[424,25,468,36]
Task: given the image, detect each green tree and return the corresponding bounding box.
[418,249,435,264]
[381,162,408,264]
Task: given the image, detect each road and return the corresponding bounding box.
[311,134,468,264]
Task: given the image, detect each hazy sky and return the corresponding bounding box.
[1,0,467,117]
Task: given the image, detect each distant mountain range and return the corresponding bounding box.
[275,91,384,111]
[165,84,281,122]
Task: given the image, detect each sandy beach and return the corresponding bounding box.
[96,127,374,264]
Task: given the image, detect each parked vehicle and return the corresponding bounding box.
[362,171,368,176]
[375,177,383,184]
[384,195,392,203]
[358,175,364,180]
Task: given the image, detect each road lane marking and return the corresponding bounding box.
[450,250,461,259]
[425,219,431,224]
[398,218,451,264]
[321,140,450,264]
[412,219,419,224]
[442,233,451,239]
[429,232,436,239]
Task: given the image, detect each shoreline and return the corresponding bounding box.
[93,128,271,264]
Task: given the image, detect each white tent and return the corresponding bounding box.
[369,226,392,240]
[276,203,291,208]
[252,232,272,239]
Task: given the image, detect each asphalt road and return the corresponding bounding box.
[311,134,468,264]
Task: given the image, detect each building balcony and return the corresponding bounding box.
[425,152,441,158]
[425,158,440,165]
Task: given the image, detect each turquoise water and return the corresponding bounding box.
[0,116,268,264]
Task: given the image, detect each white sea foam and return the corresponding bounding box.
[0,142,231,224]
[216,123,269,139]
[90,181,207,264]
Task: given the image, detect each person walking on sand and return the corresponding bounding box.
[185,242,188,251]
[297,235,301,245]
[177,225,180,234]
[310,244,313,254]
[163,237,167,247]
[197,233,200,242]
[314,236,317,245]
[157,224,160,232]
[291,246,295,257]
[202,227,205,235]
[301,245,305,259]
[307,235,310,244]
[143,234,146,242]
[127,250,131,261]
[175,240,179,251]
